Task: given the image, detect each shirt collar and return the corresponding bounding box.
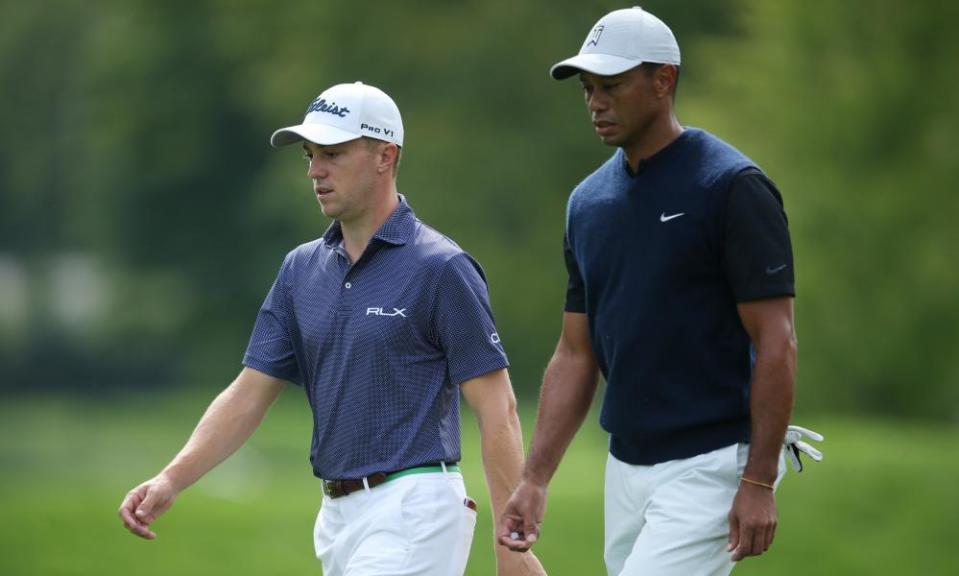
[620,127,692,177]
[321,194,416,247]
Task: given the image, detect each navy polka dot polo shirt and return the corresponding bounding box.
[243,195,509,480]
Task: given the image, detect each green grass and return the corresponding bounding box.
[0,390,957,575]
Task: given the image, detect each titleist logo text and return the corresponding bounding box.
[306,98,350,118]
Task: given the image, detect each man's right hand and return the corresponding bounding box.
[498,549,548,576]
[497,479,548,552]
[118,474,178,539]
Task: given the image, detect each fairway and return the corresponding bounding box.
[0,390,956,575]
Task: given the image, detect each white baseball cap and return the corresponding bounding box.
[270,81,404,147]
[550,6,681,80]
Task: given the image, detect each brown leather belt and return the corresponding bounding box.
[321,463,460,499]
[322,472,388,499]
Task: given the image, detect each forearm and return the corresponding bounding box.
[461,370,527,518]
[161,372,283,492]
[524,350,599,486]
[465,372,546,573]
[478,402,526,520]
[744,333,797,483]
[477,396,533,573]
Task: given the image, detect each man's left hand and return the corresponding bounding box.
[727,481,777,561]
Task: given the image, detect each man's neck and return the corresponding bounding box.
[622,113,683,173]
[340,188,399,263]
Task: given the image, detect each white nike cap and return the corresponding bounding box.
[550,6,681,80]
[270,81,404,147]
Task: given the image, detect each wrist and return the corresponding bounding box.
[521,462,553,488]
[520,472,550,490]
[742,460,778,485]
[740,475,775,491]
[158,466,188,494]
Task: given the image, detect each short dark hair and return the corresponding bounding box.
[640,62,680,101]
[362,137,402,177]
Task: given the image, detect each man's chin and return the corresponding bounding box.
[318,204,339,219]
[598,134,623,147]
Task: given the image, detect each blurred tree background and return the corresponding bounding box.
[3,0,956,419]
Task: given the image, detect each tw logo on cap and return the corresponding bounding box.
[586,24,605,47]
[306,97,350,118]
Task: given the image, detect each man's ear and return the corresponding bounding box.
[377,143,398,175]
[654,64,678,99]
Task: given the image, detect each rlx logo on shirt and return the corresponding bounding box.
[366,307,408,318]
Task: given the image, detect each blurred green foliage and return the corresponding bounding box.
[1,393,957,574]
[1,0,957,421]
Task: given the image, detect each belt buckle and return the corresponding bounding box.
[323,479,342,498]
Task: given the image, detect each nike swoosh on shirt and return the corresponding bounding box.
[660,212,685,222]
[765,264,789,275]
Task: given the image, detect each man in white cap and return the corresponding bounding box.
[498,7,820,575]
[119,81,545,576]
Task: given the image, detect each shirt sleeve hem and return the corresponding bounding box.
[451,358,510,387]
[734,286,796,303]
[242,356,302,386]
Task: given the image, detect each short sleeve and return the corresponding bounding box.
[723,169,796,302]
[564,233,587,313]
[432,254,509,386]
[242,252,303,384]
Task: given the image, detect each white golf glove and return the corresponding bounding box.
[783,425,824,472]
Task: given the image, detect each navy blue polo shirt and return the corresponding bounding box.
[243,196,508,479]
[564,128,795,465]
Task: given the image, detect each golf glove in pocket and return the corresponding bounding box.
[784,424,824,472]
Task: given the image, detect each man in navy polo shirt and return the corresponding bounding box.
[499,8,820,575]
[119,81,545,576]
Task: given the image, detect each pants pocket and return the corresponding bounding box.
[395,476,476,575]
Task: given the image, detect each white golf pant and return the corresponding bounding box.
[604,443,786,576]
[313,470,477,576]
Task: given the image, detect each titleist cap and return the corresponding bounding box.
[270,81,404,147]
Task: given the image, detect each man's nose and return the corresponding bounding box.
[307,157,327,179]
[587,90,610,113]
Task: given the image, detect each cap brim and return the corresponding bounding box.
[270,124,360,148]
[549,53,644,80]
